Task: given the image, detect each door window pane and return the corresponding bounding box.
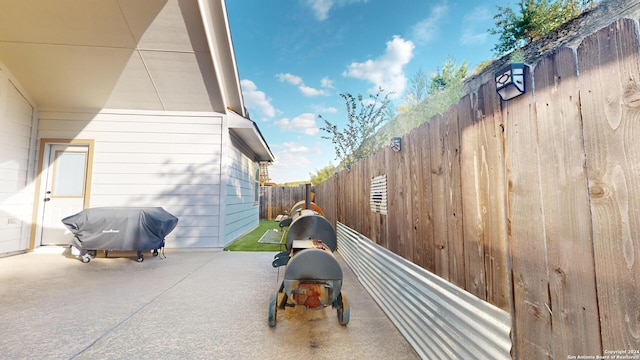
[53,152,87,197]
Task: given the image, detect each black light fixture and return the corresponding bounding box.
[495,63,526,101]
[390,137,401,152]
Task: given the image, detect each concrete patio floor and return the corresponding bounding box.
[0,249,419,359]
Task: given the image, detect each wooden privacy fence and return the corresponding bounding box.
[259,185,309,220]
[315,18,640,360]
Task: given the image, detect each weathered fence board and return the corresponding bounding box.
[459,93,487,301]
[443,104,465,289]
[415,121,435,271]
[429,114,449,278]
[504,65,553,360]
[317,176,337,225]
[404,131,416,264]
[475,81,510,312]
[534,46,602,358]
[578,18,640,352]
[387,140,404,256]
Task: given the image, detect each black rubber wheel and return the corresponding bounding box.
[337,293,350,326]
[82,255,91,263]
[152,249,159,256]
[268,292,278,327]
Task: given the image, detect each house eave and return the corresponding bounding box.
[227,110,275,162]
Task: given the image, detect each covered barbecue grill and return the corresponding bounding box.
[62,207,178,263]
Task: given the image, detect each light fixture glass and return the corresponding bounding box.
[390,137,401,152]
[495,63,526,101]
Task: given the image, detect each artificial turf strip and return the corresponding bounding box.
[224,219,287,252]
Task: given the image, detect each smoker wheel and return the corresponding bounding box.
[337,293,350,326]
[268,292,278,327]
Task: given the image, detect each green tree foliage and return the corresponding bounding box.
[429,55,468,93]
[323,57,468,168]
[471,58,494,76]
[490,0,595,56]
[381,56,468,140]
[309,163,336,185]
[319,88,393,168]
[403,68,429,106]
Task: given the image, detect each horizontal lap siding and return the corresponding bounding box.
[223,138,258,245]
[37,110,224,248]
[0,71,35,254]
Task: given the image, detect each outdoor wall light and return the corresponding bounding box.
[495,63,526,101]
[390,137,401,152]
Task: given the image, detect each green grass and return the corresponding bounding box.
[224,219,286,252]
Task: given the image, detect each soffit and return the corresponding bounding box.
[228,111,275,162]
[0,0,223,111]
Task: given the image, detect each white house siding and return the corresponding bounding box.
[222,134,259,245]
[0,67,37,255]
[37,109,224,248]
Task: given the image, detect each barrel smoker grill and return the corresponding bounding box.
[268,198,349,327]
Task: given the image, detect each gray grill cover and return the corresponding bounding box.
[62,207,178,251]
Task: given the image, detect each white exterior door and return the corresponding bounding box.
[40,144,89,245]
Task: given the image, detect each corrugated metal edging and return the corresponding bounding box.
[337,223,512,360]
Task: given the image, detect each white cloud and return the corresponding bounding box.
[274,113,319,135]
[306,0,369,21]
[460,6,491,45]
[460,29,488,45]
[277,73,329,97]
[276,73,303,85]
[307,0,333,21]
[343,36,414,98]
[271,142,317,171]
[321,77,334,88]
[275,142,321,161]
[268,141,333,183]
[321,106,337,113]
[311,105,338,117]
[411,4,448,44]
[361,98,377,107]
[299,85,328,97]
[282,142,310,154]
[240,79,277,120]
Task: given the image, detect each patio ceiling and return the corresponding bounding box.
[0,0,224,112]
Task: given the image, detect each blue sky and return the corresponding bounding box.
[226,0,511,183]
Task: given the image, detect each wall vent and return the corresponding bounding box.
[370,175,387,215]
